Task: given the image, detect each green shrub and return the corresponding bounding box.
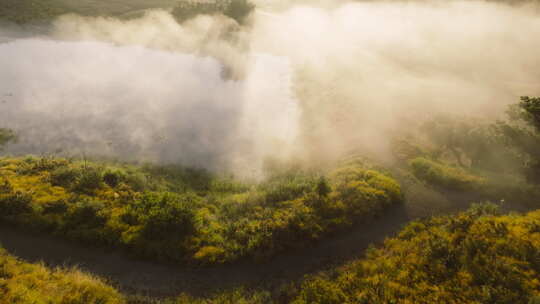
[16,157,69,175]
[103,169,124,188]
[73,167,103,194]
[49,166,80,188]
[293,277,347,304]
[126,192,200,242]
[65,199,107,229]
[0,128,16,150]
[42,199,69,214]
[329,166,403,219]
[0,191,32,216]
[410,157,485,191]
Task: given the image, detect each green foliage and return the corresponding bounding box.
[127,192,199,241]
[66,199,107,229]
[0,156,402,264]
[410,157,485,191]
[418,115,518,172]
[172,288,271,304]
[172,0,254,24]
[0,128,16,151]
[0,0,65,24]
[315,176,331,198]
[295,205,540,304]
[498,96,540,183]
[49,166,80,188]
[0,247,124,304]
[513,96,540,132]
[224,0,254,24]
[73,167,103,194]
[103,169,123,188]
[0,182,32,216]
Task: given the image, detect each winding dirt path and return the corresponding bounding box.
[0,182,534,297]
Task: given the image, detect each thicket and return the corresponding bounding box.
[0,247,124,304]
[0,156,402,264]
[294,203,540,304]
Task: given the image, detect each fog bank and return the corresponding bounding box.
[1,1,540,173]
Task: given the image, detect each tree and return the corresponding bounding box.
[224,0,254,24]
[497,96,540,182]
[0,128,16,151]
[511,96,540,132]
[315,176,330,198]
[0,0,64,24]
[420,116,517,172]
[171,0,254,25]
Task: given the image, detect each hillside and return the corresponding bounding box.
[0,156,402,264]
[2,0,540,303]
[295,204,540,304]
[0,247,124,304]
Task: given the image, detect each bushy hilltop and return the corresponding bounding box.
[0,156,402,264]
[0,247,124,304]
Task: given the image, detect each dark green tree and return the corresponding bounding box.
[172,0,254,24]
[0,128,16,151]
[315,176,330,198]
[497,96,540,182]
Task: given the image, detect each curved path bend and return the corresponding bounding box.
[0,183,533,298]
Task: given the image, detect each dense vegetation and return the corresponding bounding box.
[0,128,16,151]
[387,96,540,208]
[0,247,124,304]
[0,156,402,264]
[172,0,254,24]
[1,0,539,292]
[4,203,538,304]
[294,204,540,304]
[0,0,255,25]
[0,0,65,24]
[409,157,486,191]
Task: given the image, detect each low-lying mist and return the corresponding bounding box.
[1,0,540,176]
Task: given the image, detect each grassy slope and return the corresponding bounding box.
[0,247,124,304]
[0,156,402,264]
[294,204,540,304]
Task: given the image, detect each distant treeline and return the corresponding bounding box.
[0,0,255,25]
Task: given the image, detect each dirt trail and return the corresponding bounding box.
[0,182,533,297]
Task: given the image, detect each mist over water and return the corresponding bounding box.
[0,39,299,173]
[1,1,540,174]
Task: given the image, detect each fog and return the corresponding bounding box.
[1,1,540,175]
